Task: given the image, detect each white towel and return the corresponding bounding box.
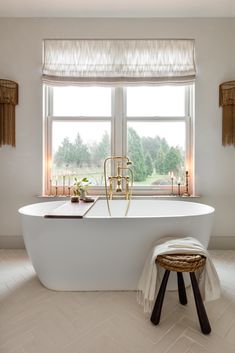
[137,237,221,313]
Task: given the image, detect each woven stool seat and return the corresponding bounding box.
[156,254,206,272]
[151,252,211,334]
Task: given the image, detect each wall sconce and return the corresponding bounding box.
[219,81,235,146]
[0,79,19,147]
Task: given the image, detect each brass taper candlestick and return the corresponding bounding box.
[183,171,190,197]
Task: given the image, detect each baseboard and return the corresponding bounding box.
[0,236,25,249]
[0,235,235,250]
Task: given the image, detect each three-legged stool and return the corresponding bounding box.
[150,254,211,334]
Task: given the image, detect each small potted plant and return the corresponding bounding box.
[71,177,90,203]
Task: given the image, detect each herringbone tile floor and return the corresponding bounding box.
[0,250,235,353]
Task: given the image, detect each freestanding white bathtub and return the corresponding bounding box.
[19,199,214,291]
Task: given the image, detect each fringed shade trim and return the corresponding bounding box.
[0,79,18,147]
[219,81,235,146]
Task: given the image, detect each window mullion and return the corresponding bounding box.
[185,86,190,174]
[122,88,127,157]
[49,116,110,121]
[48,86,53,116]
[188,84,195,195]
[46,87,53,195]
[126,116,186,122]
[114,87,124,156]
[44,86,53,195]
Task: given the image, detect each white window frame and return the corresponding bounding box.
[43,84,194,196]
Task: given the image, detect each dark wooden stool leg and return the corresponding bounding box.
[190,272,211,334]
[177,272,187,305]
[150,270,170,325]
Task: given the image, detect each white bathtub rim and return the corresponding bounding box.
[18,199,215,219]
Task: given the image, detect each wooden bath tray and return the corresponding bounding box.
[44,197,98,219]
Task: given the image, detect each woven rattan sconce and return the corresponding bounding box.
[219,81,235,146]
[0,79,18,147]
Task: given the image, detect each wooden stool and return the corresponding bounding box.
[150,254,211,334]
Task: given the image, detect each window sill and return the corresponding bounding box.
[37,194,200,200]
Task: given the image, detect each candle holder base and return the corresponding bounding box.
[71,196,80,203]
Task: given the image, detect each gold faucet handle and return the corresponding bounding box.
[116,177,122,192]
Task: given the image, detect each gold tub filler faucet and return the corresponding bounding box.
[104,156,134,217]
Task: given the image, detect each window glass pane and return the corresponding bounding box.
[126,86,185,117]
[53,87,112,117]
[127,121,186,186]
[52,121,111,186]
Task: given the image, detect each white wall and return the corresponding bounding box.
[0,18,235,247]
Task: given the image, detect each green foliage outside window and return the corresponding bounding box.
[53,128,184,184]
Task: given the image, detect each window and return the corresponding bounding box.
[44,84,194,195]
[43,39,196,195]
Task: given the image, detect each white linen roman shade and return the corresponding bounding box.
[42,39,196,85]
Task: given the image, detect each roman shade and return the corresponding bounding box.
[42,39,196,85]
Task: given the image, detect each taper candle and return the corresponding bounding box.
[178,183,181,196]
[171,173,174,195]
[62,175,65,195]
[49,179,52,196]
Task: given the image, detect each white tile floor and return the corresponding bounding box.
[0,250,235,353]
